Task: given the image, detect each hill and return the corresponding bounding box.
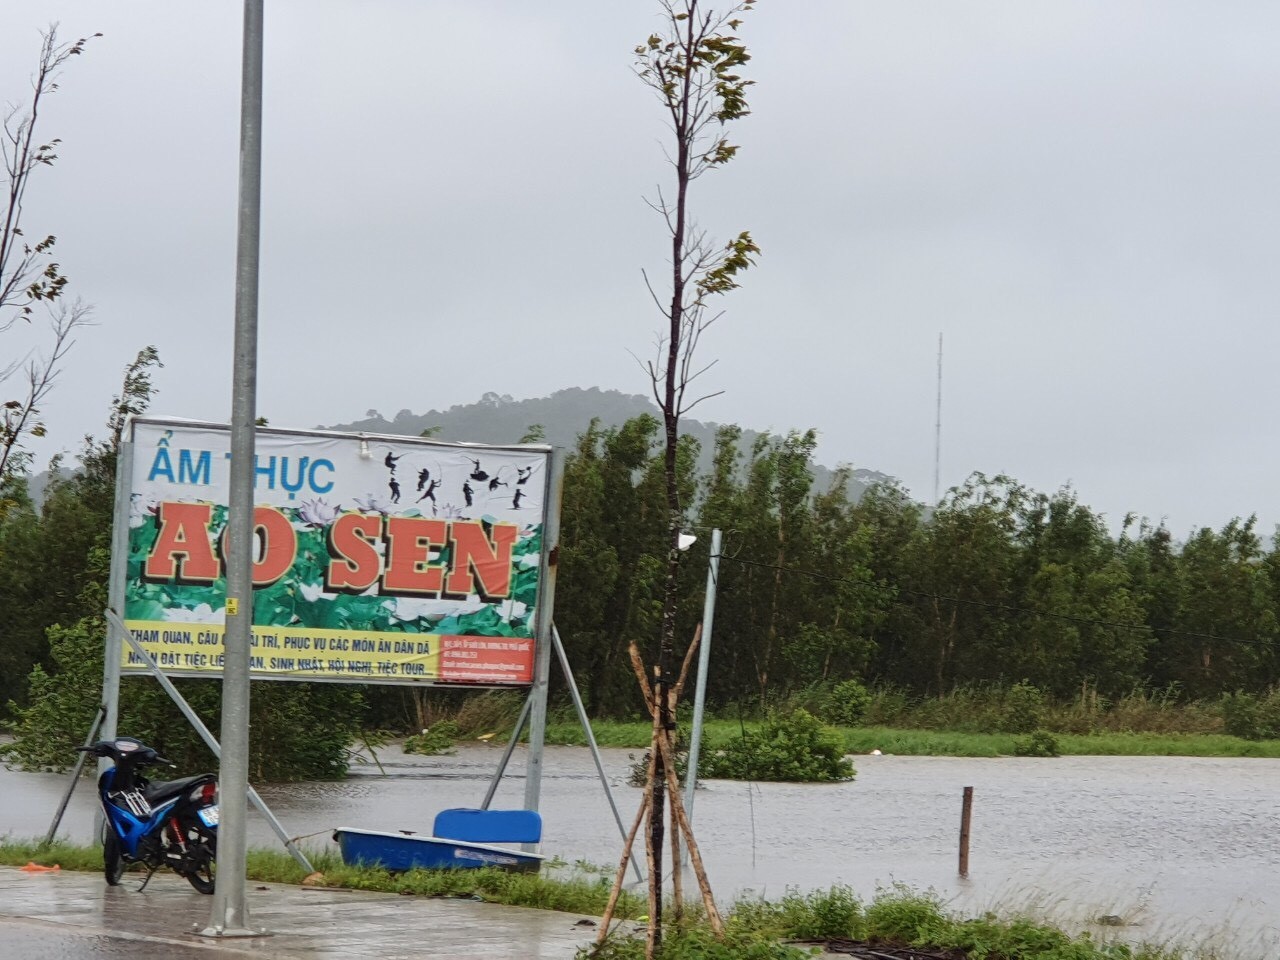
[323,387,894,499]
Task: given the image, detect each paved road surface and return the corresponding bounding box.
[0,866,603,959]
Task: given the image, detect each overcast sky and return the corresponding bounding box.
[4,1,1279,538]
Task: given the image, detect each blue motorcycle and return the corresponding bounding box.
[78,737,219,893]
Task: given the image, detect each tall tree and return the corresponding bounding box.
[1,26,98,487]
[621,1,759,952]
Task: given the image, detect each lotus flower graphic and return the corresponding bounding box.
[296,497,340,528]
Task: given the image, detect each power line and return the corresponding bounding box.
[719,553,1280,652]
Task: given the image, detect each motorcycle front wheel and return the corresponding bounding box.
[103,830,125,886]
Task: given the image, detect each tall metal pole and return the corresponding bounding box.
[683,528,720,827]
[205,0,264,938]
[934,332,943,507]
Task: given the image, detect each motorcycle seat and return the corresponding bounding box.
[144,774,214,804]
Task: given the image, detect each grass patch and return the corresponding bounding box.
[590,885,1199,959]
[0,839,644,918]
[541,719,1280,760]
[0,838,104,872]
[0,842,1218,959]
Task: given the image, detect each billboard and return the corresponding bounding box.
[121,418,554,686]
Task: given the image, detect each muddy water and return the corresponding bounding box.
[6,745,1279,957]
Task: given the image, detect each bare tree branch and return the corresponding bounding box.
[1,26,98,330]
[1,25,97,485]
[0,299,93,481]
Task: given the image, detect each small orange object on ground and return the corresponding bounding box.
[19,862,61,873]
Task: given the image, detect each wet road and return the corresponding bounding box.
[0,920,229,960]
[8,743,1280,957]
[0,867,602,959]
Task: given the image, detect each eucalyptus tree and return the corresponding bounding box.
[906,474,1025,691]
[1166,518,1275,697]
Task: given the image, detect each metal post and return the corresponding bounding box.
[106,611,313,873]
[521,448,564,825]
[683,528,720,827]
[206,0,264,938]
[552,625,644,884]
[44,705,105,847]
[480,694,532,810]
[99,439,134,785]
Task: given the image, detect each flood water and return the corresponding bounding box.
[6,743,1279,958]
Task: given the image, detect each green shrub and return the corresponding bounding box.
[404,720,459,755]
[863,887,949,943]
[1221,689,1280,740]
[1001,681,1046,733]
[729,886,865,942]
[702,710,854,782]
[1221,691,1261,739]
[824,679,872,726]
[1012,729,1060,757]
[861,685,911,727]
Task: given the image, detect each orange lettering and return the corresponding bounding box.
[251,506,296,586]
[384,517,447,595]
[326,513,383,592]
[145,502,220,583]
[445,520,516,599]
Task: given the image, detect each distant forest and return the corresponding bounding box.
[336,389,1280,712]
[2,390,1277,733]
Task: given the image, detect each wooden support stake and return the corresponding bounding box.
[959,786,973,879]
[653,723,724,935]
[606,640,723,951]
[629,643,654,709]
[644,670,663,957]
[595,788,651,945]
[673,624,702,701]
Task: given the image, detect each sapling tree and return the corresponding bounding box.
[605,1,760,955]
[0,26,99,488]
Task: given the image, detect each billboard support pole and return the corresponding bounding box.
[551,624,645,884]
[44,705,106,847]
[480,693,532,810]
[95,438,134,833]
[521,449,564,834]
[104,610,313,873]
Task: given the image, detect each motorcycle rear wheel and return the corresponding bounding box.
[183,862,215,895]
[103,830,124,886]
[181,827,217,895]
